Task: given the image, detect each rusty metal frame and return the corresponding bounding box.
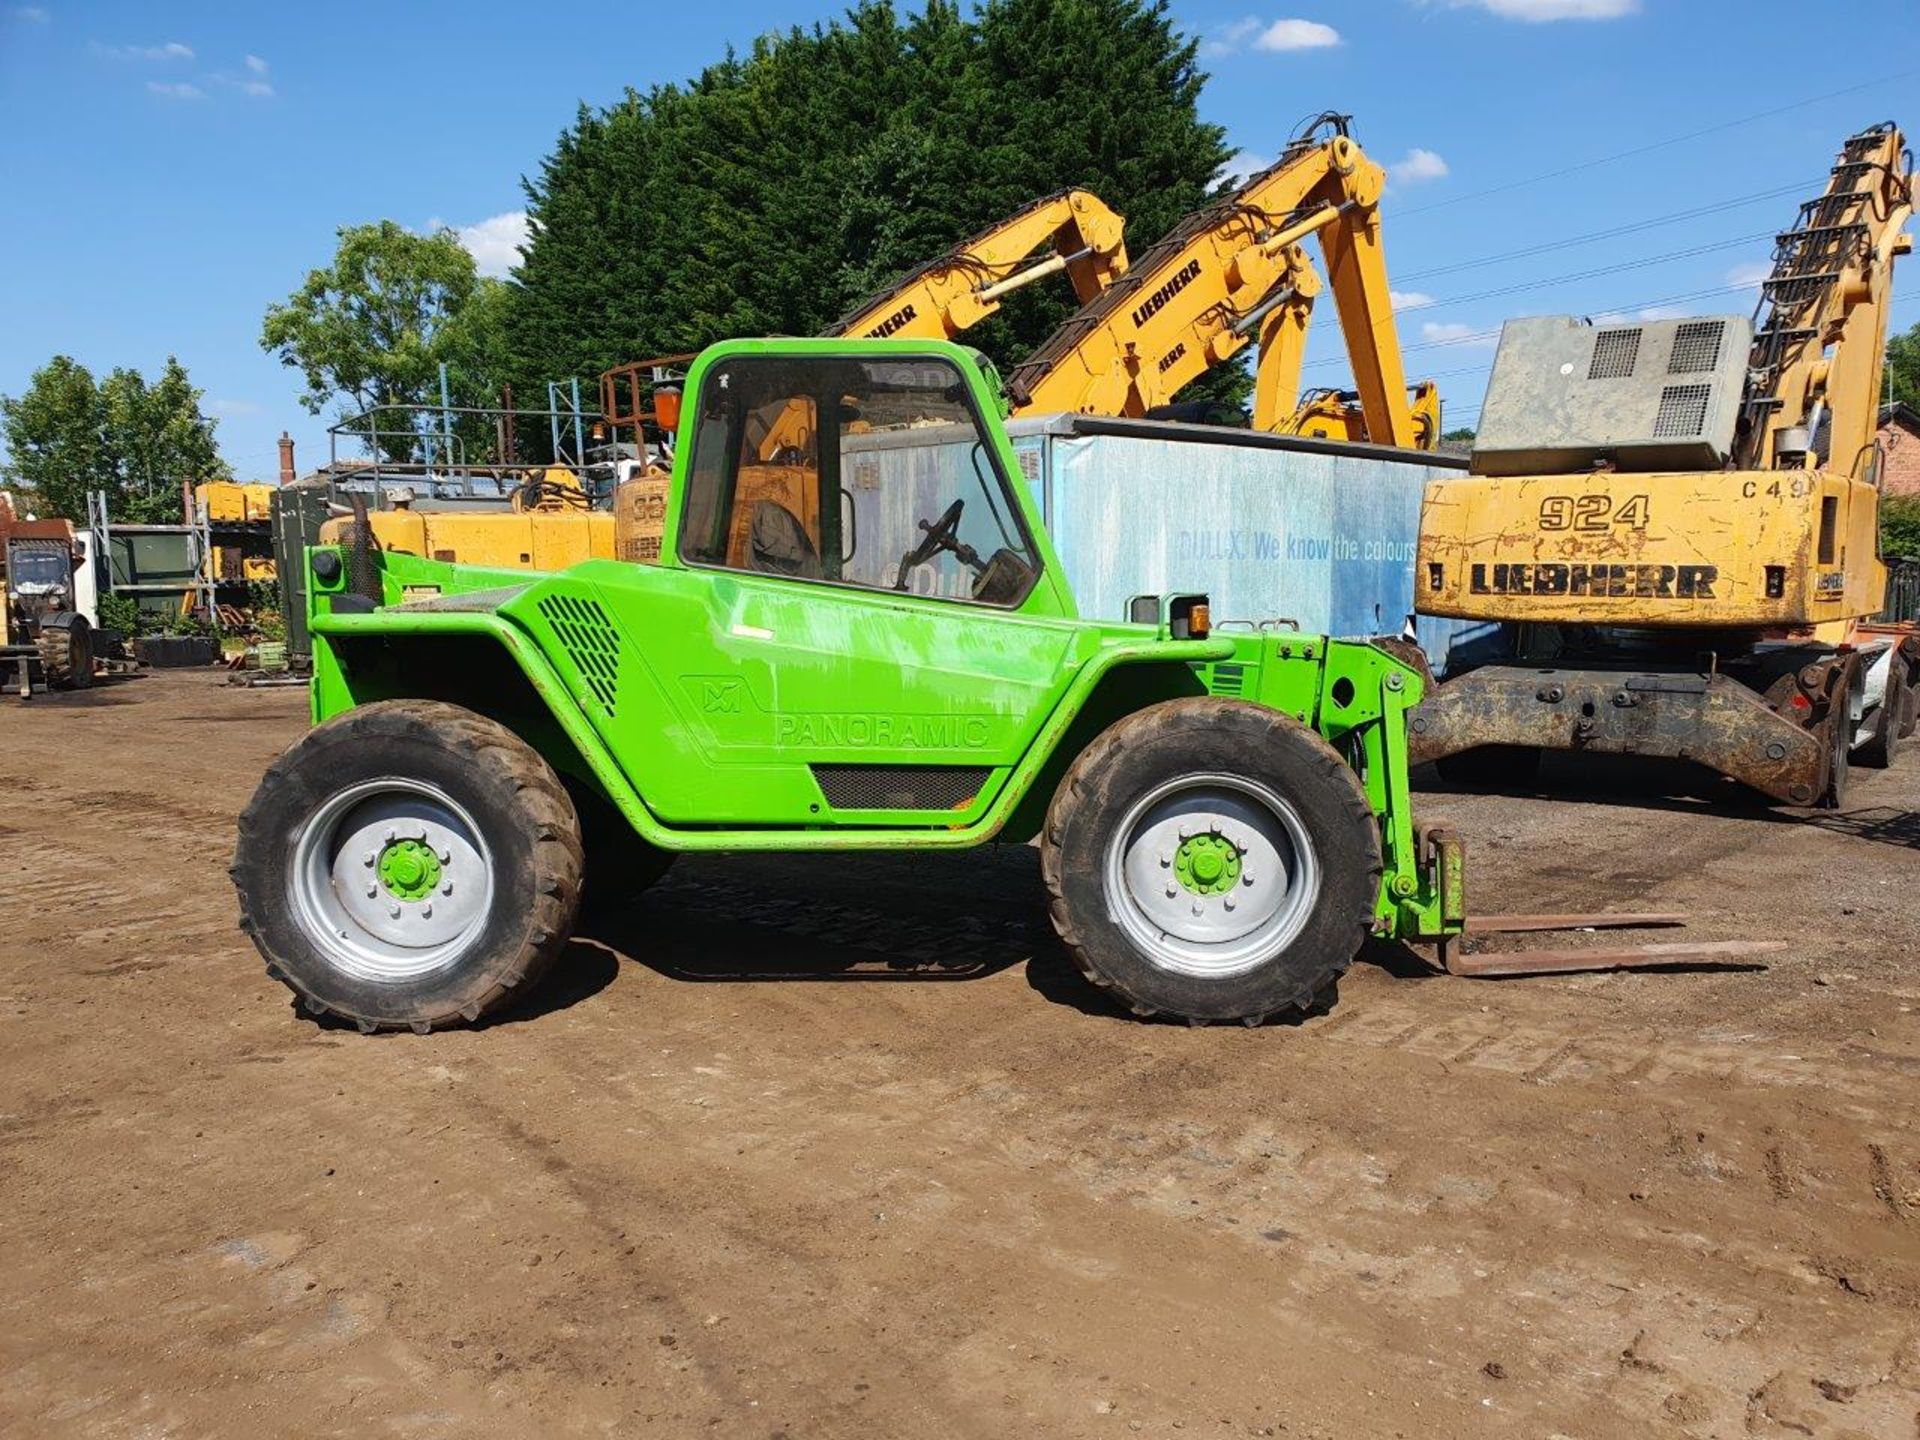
[1408,661,1843,804]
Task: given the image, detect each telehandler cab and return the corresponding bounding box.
[234,338,1696,1033]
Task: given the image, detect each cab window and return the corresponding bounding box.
[678,355,1039,606]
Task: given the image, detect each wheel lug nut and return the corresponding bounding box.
[1165,886,1177,898]
[421,904,433,919]
[366,885,378,898]
[387,903,402,919]
[441,881,453,895]
[1191,902,1203,916]
[362,851,376,867]
[384,828,397,844]
[438,847,451,864]
[1224,899,1236,912]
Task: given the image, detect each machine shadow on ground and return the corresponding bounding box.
[566,846,1365,1028]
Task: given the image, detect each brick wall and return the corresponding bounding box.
[1883,415,1920,497]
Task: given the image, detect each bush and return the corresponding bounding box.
[1883,495,1920,560]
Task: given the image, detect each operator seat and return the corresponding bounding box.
[747,500,823,579]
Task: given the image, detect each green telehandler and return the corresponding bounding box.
[234,337,1704,1034]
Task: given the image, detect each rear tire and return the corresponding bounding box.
[36,614,91,690]
[1041,698,1381,1024]
[1821,696,1853,808]
[1855,668,1902,770]
[233,701,584,1032]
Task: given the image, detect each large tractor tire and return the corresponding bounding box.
[1855,660,1904,770]
[1041,698,1382,1025]
[36,613,92,690]
[233,701,584,1033]
[1821,657,1865,808]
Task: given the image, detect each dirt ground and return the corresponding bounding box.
[3,671,1919,1439]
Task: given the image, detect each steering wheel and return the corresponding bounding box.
[895,498,980,589]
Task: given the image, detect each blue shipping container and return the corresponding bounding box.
[1006,414,1482,670]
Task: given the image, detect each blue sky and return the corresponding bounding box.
[1,0,1914,478]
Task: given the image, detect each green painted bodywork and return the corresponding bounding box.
[301,337,1460,944]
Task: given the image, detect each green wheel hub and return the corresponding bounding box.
[1173,831,1242,896]
[377,838,443,902]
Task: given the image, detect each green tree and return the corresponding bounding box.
[261,221,508,460]
[1,354,229,523]
[1883,496,1920,560]
[0,356,109,520]
[508,0,1231,401]
[1890,318,1919,412]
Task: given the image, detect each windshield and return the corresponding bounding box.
[8,544,70,595]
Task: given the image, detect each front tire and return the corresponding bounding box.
[37,614,91,690]
[233,701,584,1032]
[1041,698,1382,1024]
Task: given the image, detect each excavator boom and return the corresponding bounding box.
[832,189,1130,341]
[1005,118,1429,450]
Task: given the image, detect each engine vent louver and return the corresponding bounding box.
[1587,328,1642,379]
[1667,320,1727,374]
[811,764,990,811]
[537,594,622,716]
[1653,383,1714,438]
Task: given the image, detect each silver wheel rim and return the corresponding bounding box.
[288,778,494,984]
[1102,772,1322,979]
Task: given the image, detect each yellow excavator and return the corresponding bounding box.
[1005,114,1440,449]
[1412,122,1915,806]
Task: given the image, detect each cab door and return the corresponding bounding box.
[592,348,1081,826]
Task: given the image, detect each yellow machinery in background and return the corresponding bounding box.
[314,467,614,572]
[1004,114,1439,449]
[1287,382,1442,447]
[1412,123,1915,806]
[833,188,1130,340]
[197,481,278,524]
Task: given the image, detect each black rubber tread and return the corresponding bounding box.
[1855,681,1900,769]
[232,700,584,1033]
[36,615,90,690]
[1901,664,1919,741]
[1820,658,1862,808]
[1040,697,1382,1025]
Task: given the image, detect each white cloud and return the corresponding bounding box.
[239,79,273,97]
[1253,18,1341,50]
[1388,148,1449,185]
[446,211,529,278]
[1422,321,1495,346]
[1726,259,1772,290]
[210,398,263,417]
[107,40,194,60]
[1391,290,1435,311]
[1590,305,1691,325]
[11,7,50,22]
[1199,16,1264,57]
[1217,148,1270,184]
[146,80,205,100]
[1436,0,1638,19]
[245,53,268,73]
